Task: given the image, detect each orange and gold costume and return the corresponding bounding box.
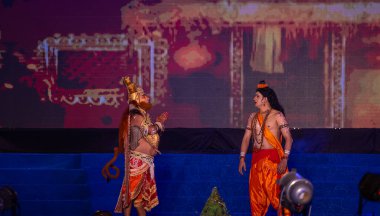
[114,106,162,213]
[115,151,158,212]
[249,112,289,216]
[102,76,165,214]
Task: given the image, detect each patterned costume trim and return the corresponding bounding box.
[114,151,158,213]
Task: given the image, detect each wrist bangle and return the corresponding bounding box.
[240,152,246,157]
[155,122,164,132]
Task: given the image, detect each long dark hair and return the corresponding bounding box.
[256,80,285,115]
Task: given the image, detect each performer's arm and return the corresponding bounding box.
[276,112,293,157]
[147,111,168,134]
[130,112,164,135]
[276,112,293,174]
[130,113,144,127]
[239,113,254,175]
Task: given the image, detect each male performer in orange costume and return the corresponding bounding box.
[102,76,168,216]
[238,80,293,216]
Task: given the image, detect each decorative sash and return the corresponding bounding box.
[256,113,284,159]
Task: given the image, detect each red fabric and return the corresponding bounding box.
[128,157,158,211]
[252,148,280,164]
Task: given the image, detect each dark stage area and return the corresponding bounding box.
[1,128,379,154]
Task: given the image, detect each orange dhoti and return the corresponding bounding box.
[115,151,158,213]
[249,148,282,216]
[249,112,290,216]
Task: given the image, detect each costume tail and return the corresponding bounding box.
[101,105,130,182]
[101,147,121,182]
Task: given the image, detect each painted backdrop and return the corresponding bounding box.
[1,0,380,128]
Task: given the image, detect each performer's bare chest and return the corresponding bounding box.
[252,116,280,149]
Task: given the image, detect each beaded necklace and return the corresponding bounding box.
[252,109,271,150]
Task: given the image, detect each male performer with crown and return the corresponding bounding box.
[238,80,293,216]
[102,76,168,216]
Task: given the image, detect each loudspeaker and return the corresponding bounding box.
[359,172,380,202]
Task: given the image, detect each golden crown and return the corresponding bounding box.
[123,76,144,102]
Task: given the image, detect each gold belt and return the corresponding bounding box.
[130,151,154,165]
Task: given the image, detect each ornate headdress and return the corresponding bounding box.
[123,76,144,102]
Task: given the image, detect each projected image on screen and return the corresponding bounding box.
[1,0,380,128]
[345,29,380,128]
[31,34,141,128]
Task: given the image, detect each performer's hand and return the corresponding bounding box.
[277,158,287,174]
[238,159,246,175]
[156,112,169,123]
